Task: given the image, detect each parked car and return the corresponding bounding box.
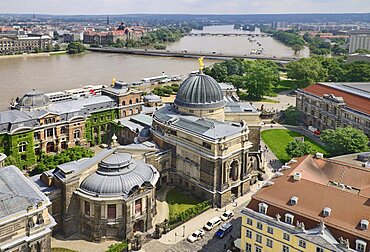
[221,210,234,221]
[204,216,222,231]
[215,222,233,238]
[187,229,205,243]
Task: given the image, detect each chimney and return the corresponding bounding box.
[315,153,324,159]
[293,172,302,181]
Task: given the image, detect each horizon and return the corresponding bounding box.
[1,0,370,16]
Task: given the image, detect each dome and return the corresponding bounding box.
[18,89,51,109]
[144,93,161,102]
[79,152,159,198]
[174,74,225,109]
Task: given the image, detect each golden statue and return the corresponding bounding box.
[111,77,116,86]
[198,56,205,71]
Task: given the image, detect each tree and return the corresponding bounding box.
[320,127,369,156]
[283,106,299,125]
[354,48,370,54]
[345,61,370,82]
[67,42,85,54]
[53,44,61,51]
[286,58,328,88]
[286,140,313,158]
[242,60,279,100]
[292,44,303,55]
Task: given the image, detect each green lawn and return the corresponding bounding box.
[166,188,201,218]
[271,80,298,94]
[261,129,329,163]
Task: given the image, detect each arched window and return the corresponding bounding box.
[136,98,139,103]
[129,99,133,105]
[18,141,27,152]
[60,126,66,134]
[129,109,133,115]
[122,110,126,117]
[122,101,126,106]
[229,161,239,181]
[74,130,81,139]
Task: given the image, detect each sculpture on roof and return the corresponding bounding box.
[319,220,325,234]
[198,56,205,71]
[275,213,281,221]
[111,77,116,87]
[338,237,350,249]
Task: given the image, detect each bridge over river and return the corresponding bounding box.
[189,33,272,37]
[88,47,297,63]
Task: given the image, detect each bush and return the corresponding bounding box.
[106,241,128,252]
[286,140,313,158]
[283,106,299,125]
[67,42,85,54]
[169,201,210,225]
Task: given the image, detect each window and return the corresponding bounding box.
[245,243,252,252]
[107,204,116,219]
[255,246,262,252]
[360,219,369,230]
[316,247,324,252]
[267,226,274,234]
[46,128,54,137]
[129,99,133,104]
[247,218,253,226]
[256,222,263,230]
[74,130,81,139]
[135,199,142,216]
[256,234,262,243]
[283,233,290,241]
[356,239,367,252]
[258,203,268,214]
[18,141,27,152]
[266,238,273,248]
[299,240,306,248]
[285,213,294,225]
[202,142,211,149]
[283,245,289,252]
[246,229,252,239]
[60,126,66,134]
[290,196,298,205]
[85,201,90,216]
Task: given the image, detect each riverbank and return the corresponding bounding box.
[0,51,67,59]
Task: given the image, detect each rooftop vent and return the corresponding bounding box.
[262,181,274,188]
[272,172,284,178]
[360,219,369,230]
[323,207,331,217]
[293,172,302,181]
[280,165,291,171]
[290,196,298,205]
[339,183,345,190]
[315,153,324,159]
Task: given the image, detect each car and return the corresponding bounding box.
[204,216,222,231]
[221,210,234,221]
[215,222,233,238]
[187,229,205,243]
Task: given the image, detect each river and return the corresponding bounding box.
[0,25,307,110]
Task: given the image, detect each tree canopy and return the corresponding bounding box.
[320,127,369,156]
[67,42,85,54]
[286,58,328,88]
[286,140,313,158]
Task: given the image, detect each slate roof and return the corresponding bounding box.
[0,166,48,220]
[154,105,246,140]
[224,102,258,113]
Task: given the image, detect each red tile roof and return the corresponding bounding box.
[303,83,370,114]
[248,155,370,248]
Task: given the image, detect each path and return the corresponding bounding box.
[51,234,116,252]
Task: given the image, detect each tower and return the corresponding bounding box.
[107,15,110,25]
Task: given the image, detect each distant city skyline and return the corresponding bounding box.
[1,0,370,15]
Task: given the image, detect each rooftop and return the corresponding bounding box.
[247,155,370,243]
[154,105,247,140]
[302,83,370,115]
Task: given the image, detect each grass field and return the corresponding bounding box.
[166,188,201,218]
[261,129,329,163]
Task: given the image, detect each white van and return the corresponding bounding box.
[204,216,222,231]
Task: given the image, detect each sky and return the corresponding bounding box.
[1,0,370,15]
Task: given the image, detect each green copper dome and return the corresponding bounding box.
[174,74,225,109]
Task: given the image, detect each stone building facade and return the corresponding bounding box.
[0,166,56,252]
[151,72,264,207]
[32,147,159,242]
[0,34,52,55]
[296,82,370,137]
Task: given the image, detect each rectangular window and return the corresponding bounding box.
[85,201,90,216]
[283,233,290,241]
[255,246,262,252]
[256,234,262,243]
[245,243,252,252]
[299,240,306,248]
[285,215,294,225]
[107,204,116,219]
[316,248,324,252]
[266,238,273,248]
[135,199,142,216]
[247,218,253,226]
[246,229,252,239]
[356,243,365,252]
[283,245,289,252]
[267,226,274,234]
[256,222,263,230]
[202,142,212,149]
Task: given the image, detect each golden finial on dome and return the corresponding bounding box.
[111,77,116,86]
[198,56,205,72]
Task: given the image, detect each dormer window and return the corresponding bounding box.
[356,239,367,252]
[258,203,268,214]
[323,207,331,217]
[285,213,294,225]
[290,196,298,205]
[360,219,369,230]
